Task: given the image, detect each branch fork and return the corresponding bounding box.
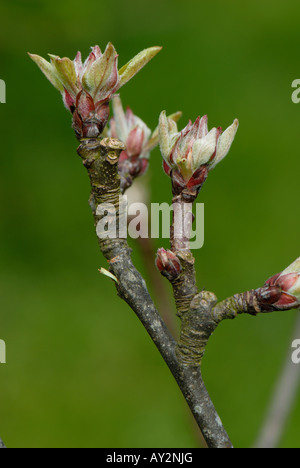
[77,136,233,448]
[75,136,300,448]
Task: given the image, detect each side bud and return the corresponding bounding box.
[72,90,110,139]
[108,96,182,191]
[259,257,300,311]
[155,248,182,281]
[159,111,239,199]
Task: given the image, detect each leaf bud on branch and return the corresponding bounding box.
[159,111,239,199]
[155,248,182,281]
[29,44,162,139]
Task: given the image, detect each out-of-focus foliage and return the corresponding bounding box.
[0,0,300,448]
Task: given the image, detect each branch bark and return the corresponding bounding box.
[77,137,232,448]
[69,135,299,448]
[156,184,300,448]
[170,194,198,319]
[0,437,6,448]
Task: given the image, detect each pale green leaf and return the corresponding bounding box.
[82,42,117,100]
[119,46,162,88]
[28,53,64,93]
[49,55,78,96]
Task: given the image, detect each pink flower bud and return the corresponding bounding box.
[126,126,145,158]
[29,44,162,139]
[108,96,181,186]
[262,258,300,310]
[155,248,182,281]
[159,111,239,196]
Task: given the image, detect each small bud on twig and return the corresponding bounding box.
[155,248,182,281]
[29,44,162,139]
[107,96,182,189]
[261,257,300,310]
[159,111,239,197]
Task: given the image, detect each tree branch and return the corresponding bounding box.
[157,185,300,448]
[212,287,298,322]
[77,136,232,448]
[170,193,198,319]
[0,437,6,448]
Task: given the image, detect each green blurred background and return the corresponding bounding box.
[0,0,300,448]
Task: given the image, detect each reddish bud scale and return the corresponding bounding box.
[72,90,110,139]
[30,44,163,140]
[155,248,182,281]
[260,270,300,310]
[159,112,239,199]
[126,127,145,158]
[169,166,208,202]
[118,152,149,179]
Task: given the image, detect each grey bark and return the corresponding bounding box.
[77,137,233,448]
[0,437,6,448]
